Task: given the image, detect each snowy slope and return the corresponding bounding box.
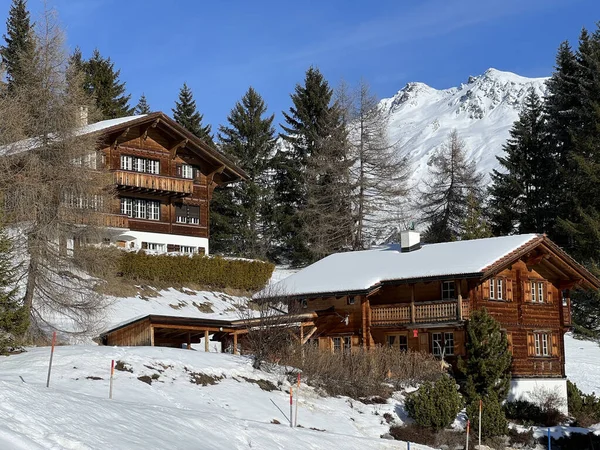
[0,346,428,450]
[381,68,547,189]
[565,332,600,395]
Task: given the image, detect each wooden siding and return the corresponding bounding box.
[114,170,194,195]
[105,319,152,346]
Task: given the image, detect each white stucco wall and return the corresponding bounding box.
[111,230,209,255]
[507,378,568,415]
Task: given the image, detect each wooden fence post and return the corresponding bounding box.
[46,331,57,388]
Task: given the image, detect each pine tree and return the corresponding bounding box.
[274,67,352,264]
[0,215,28,353]
[489,88,551,235]
[82,49,133,119]
[460,193,493,240]
[172,82,213,145]
[1,0,35,92]
[212,87,276,258]
[134,93,151,114]
[419,130,483,243]
[458,308,512,404]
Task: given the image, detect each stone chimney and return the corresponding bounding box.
[400,230,421,252]
[78,105,89,127]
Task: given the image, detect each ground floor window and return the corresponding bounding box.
[534,332,549,356]
[432,332,454,356]
[387,334,408,351]
[121,198,160,220]
[332,336,352,354]
[180,246,197,254]
[142,242,166,252]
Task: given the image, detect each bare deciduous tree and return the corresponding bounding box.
[0,6,113,339]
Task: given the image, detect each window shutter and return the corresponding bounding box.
[523,281,531,302]
[505,278,513,301]
[546,283,553,304]
[194,168,200,179]
[506,332,514,355]
[455,330,466,356]
[188,205,200,220]
[483,281,490,299]
[176,164,182,177]
[551,334,559,357]
[527,332,535,356]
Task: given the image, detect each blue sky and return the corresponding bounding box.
[6,0,600,133]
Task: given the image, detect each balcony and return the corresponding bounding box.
[101,213,129,229]
[371,300,470,327]
[113,170,194,197]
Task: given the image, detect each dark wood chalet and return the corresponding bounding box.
[76,112,245,254]
[261,232,600,411]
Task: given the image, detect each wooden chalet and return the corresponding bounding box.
[260,232,600,411]
[72,112,245,254]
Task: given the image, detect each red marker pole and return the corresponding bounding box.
[46,331,57,388]
[465,419,470,450]
[478,399,482,448]
[109,359,115,399]
[294,373,301,427]
[289,386,293,428]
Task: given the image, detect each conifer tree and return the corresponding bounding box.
[1,0,34,92]
[458,308,512,404]
[460,193,493,240]
[172,82,213,145]
[274,67,352,264]
[489,88,551,235]
[419,131,483,243]
[82,49,133,119]
[0,215,28,353]
[212,87,276,258]
[134,93,151,114]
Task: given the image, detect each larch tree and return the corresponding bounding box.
[489,88,551,236]
[419,130,483,243]
[81,48,133,119]
[1,0,35,92]
[134,93,151,115]
[274,67,352,265]
[212,87,276,259]
[0,7,112,338]
[341,79,411,249]
[172,82,213,146]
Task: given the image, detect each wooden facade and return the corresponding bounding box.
[285,236,600,379]
[91,112,245,252]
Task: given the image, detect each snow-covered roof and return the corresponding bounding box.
[0,115,146,157]
[262,234,540,298]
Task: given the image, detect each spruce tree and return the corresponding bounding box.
[134,93,151,114]
[172,82,213,145]
[489,88,551,236]
[420,130,483,243]
[212,87,276,258]
[0,215,28,353]
[1,0,34,92]
[458,308,512,404]
[460,193,493,240]
[274,67,352,264]
[82,49,133,119]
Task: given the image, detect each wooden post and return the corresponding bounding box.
[457,279,463,321]
[46,331,57,388]
[204,329,209,352]
[233,333,238,355]
[361,297,367,349]
[150,326,155,347]
[187,332,191,350]
[410,284,416,324]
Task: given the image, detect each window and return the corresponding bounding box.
[120,155,133,171]
[300,299,307,309]
[307,338,318,348]
[343,337,352,354]
[496,279,503,300]
[531,281,545,303]
[387,335,396,348]
[181,164,194,179]
[398,335,408,351]
[444,332,454,356]
[175,204,200,225]
[442,281,455,300]
[180,246,197,255]
[121,198,160,220]
[534,332,549,356]
[347,296,355,305]
[562,290,569,307]
[133,157,146,173]
[490,278,495,299]
[333,337,342,353]
[147,160,160,174]
[387,334,408,351]
[432,332,454,356]
[488,278,507,300]
[144,242,165,252]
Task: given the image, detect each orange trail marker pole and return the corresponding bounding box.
[109,359,115,399]
[294,373,301,427]
[289,387,293,428]
[46,331,57,388]
[466,419,470,450]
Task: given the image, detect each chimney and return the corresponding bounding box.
[78,105,89,127]
[400,230,421,252]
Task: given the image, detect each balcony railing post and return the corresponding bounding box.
[410,284,416,324]
[456,279,463,321]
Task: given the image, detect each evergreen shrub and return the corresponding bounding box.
[466,395,508,438]
[405,375,462,430]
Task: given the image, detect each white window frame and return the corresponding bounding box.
[120,198,133,217]
[147,200,160,220]
[432,332,443,356]
[489,278,495,299]
[176,214,187,224]
[444,332,455,356]
[180,246,197,255]
[538,282,544,303]
[441,281,455,300]
[146,242,165,252]
[496,278,503,300]
[120,155,133,171]
[534,332,550,356]
[531,281,537,302]
[147,159,160,174]
[343,336,352,354]
[181,164,194,179]
[332,337,342,353]
[133,199,146,219]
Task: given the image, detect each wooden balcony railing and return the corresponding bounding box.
[371,300,469,327]
[114,170,194,196]
[101,213,129,229]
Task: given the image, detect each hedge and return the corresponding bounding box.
[118,252,275,291]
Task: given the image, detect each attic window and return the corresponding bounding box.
[347,296,355,305]
[300,299,308,309]
[441,281,455,300]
